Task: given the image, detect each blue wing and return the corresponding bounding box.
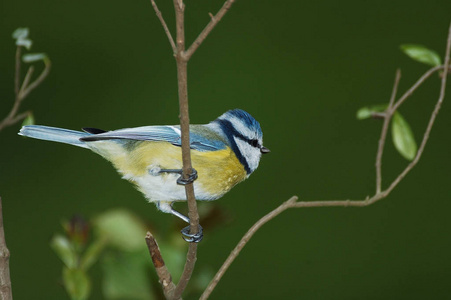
[80,125,227,152]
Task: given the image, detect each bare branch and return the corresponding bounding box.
[145,232,176,298]
[0,198,12,300]
[184,0,236,60]
[375,69,401,193]
[392,65,443,112]
[200,196,298,300]
[149,0,177,54]
[173,243,197,298]
[0,52,51,132]
[201,24,451,299]
[384,21,451,196]
[171,0,199,299]
[20,59,51,100]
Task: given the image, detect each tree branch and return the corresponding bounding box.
[384,21,451,196]
[149,0,177,54]
[0,198,12,300]
[200,196,298,300]
[200,23,451,299]
[171,0,199,299]
[184,0,236,60]
[0,46,51,132]
[375,69,401,194]
[19,59,51,100]
[145,232,176,298]
[148,0,239,298]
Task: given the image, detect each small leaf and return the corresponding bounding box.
[16,38,32,50]
[356,104,387,120]
[79,238,107,271]
[22,53,47,63]
[391,112,417,160]
[22,113,35,126]
[63,267,91,300]
[12,28,33,50]
[400,44,442,67]
[12,28,29,40]
[50,234,77,269]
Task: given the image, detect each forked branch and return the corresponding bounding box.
[148,0,238,299]
[200,22,451,299]
[0,45,51,132]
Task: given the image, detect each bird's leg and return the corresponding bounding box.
[158,168,198,185]
[169,207,203,243]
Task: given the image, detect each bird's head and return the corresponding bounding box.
[212,109,270,175]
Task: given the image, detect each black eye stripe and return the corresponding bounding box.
[216,119,258,174]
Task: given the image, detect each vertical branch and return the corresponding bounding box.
[149,1,237,298]
[0,198,12,300]
[172,0,199,298]
[375,69,401,193]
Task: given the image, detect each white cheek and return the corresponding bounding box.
[234,137,261,173]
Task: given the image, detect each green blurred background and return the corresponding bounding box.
[2,0,451,299]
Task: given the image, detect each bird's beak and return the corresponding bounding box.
[260,146,270,154]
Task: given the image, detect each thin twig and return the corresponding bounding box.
[145,232,176,298]
[150,0,177,54]
[0,49,51,132]
[200,196,298,300]
[385,21,451,196]
[184,0,236,60]
[20,59,51,100]
[200,24,451,299]
[392,65,443,112]
[375,69,401,193]
[0,197,12,300]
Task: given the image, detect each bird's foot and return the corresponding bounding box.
[176,168,198,185]
[158,168,198,185]
[181,224,203,243]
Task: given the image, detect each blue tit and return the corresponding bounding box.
[18,109,270,242]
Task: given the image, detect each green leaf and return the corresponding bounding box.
[12,28,29,40]
[101,251,153,300]
[400,44,442,67]
[391,112,417,160]
[12,28,32,50]
[22,53,48,63]
[80,238,107,271]
[356,104,387,120]
[63,267,91,300]
[50,234,78,269]
[92,209,148,252]
[22,113,35,126]
[16,38,32,50]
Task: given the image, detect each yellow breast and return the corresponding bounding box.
[88,140,247,201]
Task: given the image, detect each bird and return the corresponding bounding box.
[18,109,270,242]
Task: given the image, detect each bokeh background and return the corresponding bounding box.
[1,0,451,299]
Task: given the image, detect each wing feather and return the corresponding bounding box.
[80,125,226,152]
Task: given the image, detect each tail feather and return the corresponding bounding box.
[19,125,90,149]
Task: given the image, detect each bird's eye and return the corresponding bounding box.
[250,139,259,147]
